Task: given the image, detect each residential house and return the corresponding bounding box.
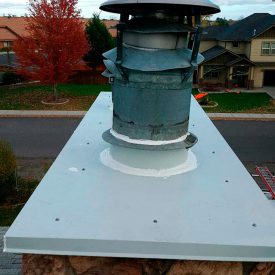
[0,16,118,50]
[2,14,274,88]
[0,16,118,84]
[0,26,19,49]
[0,17,28,49]
[199,13,275,89]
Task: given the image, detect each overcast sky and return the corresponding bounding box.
[0,0,274,20]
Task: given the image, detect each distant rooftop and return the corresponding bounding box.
[0,16,118,40]
[202,13,275,41]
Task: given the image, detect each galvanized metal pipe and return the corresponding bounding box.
[101,0,220,150]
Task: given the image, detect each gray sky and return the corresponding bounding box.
[0,0,274,20]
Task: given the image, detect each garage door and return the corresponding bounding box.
[264,70,275,86]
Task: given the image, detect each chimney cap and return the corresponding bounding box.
[100,0,220,15]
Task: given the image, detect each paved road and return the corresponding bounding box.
[0,118,80,158]
[213,120,275,162]
[0,118,274,162]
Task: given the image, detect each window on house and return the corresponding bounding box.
[272,42,275,55]
[204,65,222,80]
[232,41,240,48]
[3,41,12,48]
[261,42,275,55]
[208,71,220,79]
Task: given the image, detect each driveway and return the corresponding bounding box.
[263,86,275,99]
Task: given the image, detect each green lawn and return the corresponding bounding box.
[206,93,274,113]
[1,83,111,96]
[54,83,111,96]
[0,83,111,110]
[192,89,274,113]
[0,84,274,113]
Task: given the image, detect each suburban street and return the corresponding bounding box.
[0,118,80,158]
[214,120,275,163]
[0,117,274,162]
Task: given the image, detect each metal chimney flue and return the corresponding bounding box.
[101,0,220,150]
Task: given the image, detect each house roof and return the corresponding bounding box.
[254,62,275,67]
[0,17,28,37]
[101,19,118,37]
[0,26,19,41]
[202,13,275,42]
[0,16,118,41]
[201,45,227,62]
[202,25,227,40]
[201,45,255,66]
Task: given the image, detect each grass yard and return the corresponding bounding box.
[205,93,275,113]
[192,89,275,113]
[0,84,274,113]
[0,83,111,110]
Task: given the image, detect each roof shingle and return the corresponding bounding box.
[0,26,19,41]
[0,16,118,40]
[201,45,255,66]
[202,13,275,42]
[201,45,227,62]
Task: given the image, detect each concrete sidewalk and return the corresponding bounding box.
[0,110,86,118]
[208,113,275,120]
[0,110,275,120]
[0,227,21,275]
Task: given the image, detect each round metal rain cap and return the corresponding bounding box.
[100,0,220,15]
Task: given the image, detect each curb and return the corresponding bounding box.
[0,110,275,120]
[0,110,86,118]
[207,113,275,121]
[209,117,275,121]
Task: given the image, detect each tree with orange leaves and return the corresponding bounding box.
[13,0,88,101]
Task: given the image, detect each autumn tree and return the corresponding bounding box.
[13,0,88,101]
[201,15,213,27]
[84,14,115,68]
